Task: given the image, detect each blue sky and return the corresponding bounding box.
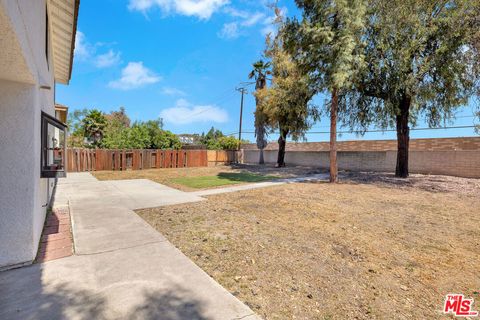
[56,0,479,143]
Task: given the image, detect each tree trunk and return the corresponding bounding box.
[395,95,411,178]
[330,88,338,183]
[259,148,265,165]
[276,128,288,167]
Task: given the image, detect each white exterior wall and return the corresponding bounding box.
[0,0,56,268]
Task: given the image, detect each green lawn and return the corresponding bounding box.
[171,172,278,189]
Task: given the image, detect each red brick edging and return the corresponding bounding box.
[36,206,73,263]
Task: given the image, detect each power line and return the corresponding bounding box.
[177,89,237,122]
[237,125,477,135]
[242,114,479,131]
[171,81,256,123]
[239,81,255,86]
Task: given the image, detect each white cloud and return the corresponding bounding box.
[161,87,186,96]
[127,0,159,12]
[160,99,228,124]
[95,50,121,68]
[74,31,121,69]
[223,7,249,18]
[109,62,161,90]
[218,8,266,39]
[218,22,239,39]
[74,31,91,60]
[241,12,265,26]
[128,0,228,20]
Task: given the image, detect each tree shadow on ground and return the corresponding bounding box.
[217,172,277,183]
[0,263,211,320]
[338,171,480,196]
[0,267,106,320]
[127,287,208,320]
[227,163,327,178]
[227,164,478,196]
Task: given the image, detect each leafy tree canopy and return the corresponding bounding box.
[256,34,318,142]
[284,0,367,93]
[339,0,480,131]
[284,0,480,177]
[199,127,244,150]
[105,106,131,128]
[68,107,180,150]
[82,109,107,148]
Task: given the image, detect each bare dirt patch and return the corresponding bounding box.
[137,181,480,319]
[342,171,480,197]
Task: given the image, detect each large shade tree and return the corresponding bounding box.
[249,60,271,164]
[341,0,480,177]
[256,33,317,167]
[284,0,367,182]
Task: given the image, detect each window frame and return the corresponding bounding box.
[41,111,67,178]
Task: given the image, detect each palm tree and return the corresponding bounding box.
[82,109,107,147]
[249,60,271,164]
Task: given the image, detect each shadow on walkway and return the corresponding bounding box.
[128,287,208,320]
[0,262,210,320]
[0,263,105,319]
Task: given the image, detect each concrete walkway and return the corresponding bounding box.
[1,172,328,319]
[191,173,329,196]
[0,173,259,320]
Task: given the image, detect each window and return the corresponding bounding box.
[41,112,67,178]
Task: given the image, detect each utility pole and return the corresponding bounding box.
[236,87,247,141]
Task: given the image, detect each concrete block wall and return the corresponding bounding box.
[243,150,396,172]
[242,137,480,152]
[242,138,480,178]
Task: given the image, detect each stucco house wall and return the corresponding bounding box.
[0,0,56,268]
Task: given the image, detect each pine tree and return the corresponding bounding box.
[256,32,317,167]
[284,0,367,182]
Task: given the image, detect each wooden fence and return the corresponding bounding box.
[66,149,208,172]
[207,150,240,165]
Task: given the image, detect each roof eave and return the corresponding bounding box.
[65,0,79,84]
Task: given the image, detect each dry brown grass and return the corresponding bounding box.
[137,179,480,320]
[92,165,324,191]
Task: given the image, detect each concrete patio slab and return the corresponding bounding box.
[71,206,166,255]
[0,172,259,320]
[106,179,206,209]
